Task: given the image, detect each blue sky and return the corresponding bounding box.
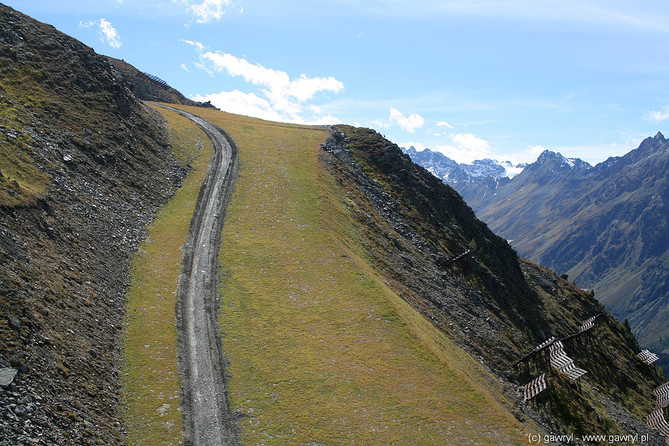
[10,0,669,164]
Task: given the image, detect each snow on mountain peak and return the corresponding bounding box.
[401,146,525,183]
[536,149,591,171]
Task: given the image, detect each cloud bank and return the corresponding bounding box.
[186,42,344,123]
[371,108,425,133]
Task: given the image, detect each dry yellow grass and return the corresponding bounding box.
[172,106,530,445]
[122,105,213,445]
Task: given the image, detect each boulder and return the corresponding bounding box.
[0,368,17,387]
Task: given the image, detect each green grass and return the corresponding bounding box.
[0,100,50,206]
[0,53,89,206]
[173,106,532,445]
[121,105,213,445]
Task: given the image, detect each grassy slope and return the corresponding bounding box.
[0,52,57,206]
[172,106,531,445]
[122,105,213,445]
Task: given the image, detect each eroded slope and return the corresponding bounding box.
[0,6,186,444]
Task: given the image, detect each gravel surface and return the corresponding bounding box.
[155,105,241,446]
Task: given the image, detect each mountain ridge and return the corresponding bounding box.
[402,145,525,181]
[105,56,217,109]
[401,146,528,211]
[406,132,669,375]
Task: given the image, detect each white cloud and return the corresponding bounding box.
[423,143,471,163]
[372,108,425,133]
[188,43,344,123]
[286,74,345,103]
[390,108,424,132]
[192,90,341,125]
[182,39,207,52]
[431,138,553,165]
[192,90,283,121]
[450,133,493,158]
[177,0,231,23]
[79,18,122,48]
[98,19,122,48]
[528,144,549,157]
[198,51,344,107]
[201,51,290,88]
[436,121,454,128]
[646,106,669,122]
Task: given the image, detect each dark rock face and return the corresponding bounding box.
[0,5,184,444]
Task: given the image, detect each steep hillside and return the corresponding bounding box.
[471,134,669,373]
[161,107,532,445]
[323,126,667,442]
[0,5,186,444]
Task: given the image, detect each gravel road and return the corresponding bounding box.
[154,104,241,445]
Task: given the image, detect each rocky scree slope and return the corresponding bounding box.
[0,5,186,444]
[472,133,669,375]
[323,125,667,443]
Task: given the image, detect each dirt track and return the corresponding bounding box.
[155,105,241,445]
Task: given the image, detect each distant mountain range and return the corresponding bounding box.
[402,146,525,182]
[404,134,669,372]
[401,147,527,208]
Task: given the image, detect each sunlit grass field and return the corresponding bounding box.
[122,105,213,445]
[175,106,530,445]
